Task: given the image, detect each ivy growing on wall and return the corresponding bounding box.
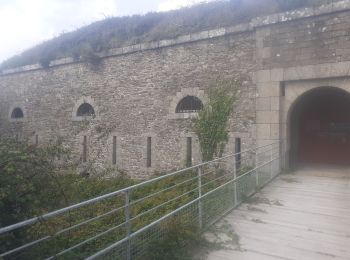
[193,77,241,162]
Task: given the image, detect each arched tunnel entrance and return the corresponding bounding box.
[290,87,350,167]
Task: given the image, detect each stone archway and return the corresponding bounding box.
[288,86,350,168]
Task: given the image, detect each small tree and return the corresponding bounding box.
[193,77,241,162]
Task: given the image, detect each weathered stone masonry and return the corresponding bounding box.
[1,1,350,177]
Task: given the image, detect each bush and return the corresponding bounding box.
[143,214,200,260]
[0,139,204,259]
[0,138,135,258]
[194,77,240,161]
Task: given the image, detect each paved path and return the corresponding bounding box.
[206,166,350,260]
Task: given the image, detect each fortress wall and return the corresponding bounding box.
[0,31,256,178]
[2,1,350,176]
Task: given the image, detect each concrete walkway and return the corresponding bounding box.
[206,166,350,260]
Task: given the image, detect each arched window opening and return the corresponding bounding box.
[176,96,203,113]
[77,103,95,117]
[11,107,24,119]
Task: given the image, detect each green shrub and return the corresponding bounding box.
[0,139,205,259]
[193,77,240,162]
[143,214,200,260]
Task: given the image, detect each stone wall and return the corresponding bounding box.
[0,32,256,178]
[2,0,350,177]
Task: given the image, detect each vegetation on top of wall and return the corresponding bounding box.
[0,0,339,70]
[193,77,241,162]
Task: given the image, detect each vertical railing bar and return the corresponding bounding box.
[270,144,273,180]
[198,166,203,230]
[255,146,259,190]
[233,154,238,207]
[125,190,131,260]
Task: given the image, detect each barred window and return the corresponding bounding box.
[175,96,203,113]
[77,103,95,117]
[11,107,24,119]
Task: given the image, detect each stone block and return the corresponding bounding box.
[176,34,191,43]
[257,124,271,139]
[122,46,134,54]
[190,31,209,41]
[208,28,226,38]
[257,139,275,148]
[270,97,280,111]
[261,47,271,59]
[256,70,271,83]
[270,124,280,139]
[257,82,280,97]
[159,39,175,47]
[226,23,250,34]
[257,111,279,124]
[270,68,284,82]
[256,97,271,111]
[283,65,314,81]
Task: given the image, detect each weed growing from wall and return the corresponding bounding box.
[193,77,241,162]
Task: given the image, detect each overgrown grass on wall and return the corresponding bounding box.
[0,0,340,70]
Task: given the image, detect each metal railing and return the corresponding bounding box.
[0,141,283,259]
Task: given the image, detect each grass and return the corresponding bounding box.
[1,162,210,259]
[0,0,339,70]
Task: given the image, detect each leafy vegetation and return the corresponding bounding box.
[0,138,136,258]
[0,0,339,70]
[0,139,205,259]
[194,77,240,161]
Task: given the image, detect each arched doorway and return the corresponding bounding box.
[289,87,350,167]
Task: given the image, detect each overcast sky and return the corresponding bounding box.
[0,0,208,63]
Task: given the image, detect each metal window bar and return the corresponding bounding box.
[146,137,151,167]
[83,135,87,162]
[112,136,117,165]
[186,137,192,167]
[0,141,283,259]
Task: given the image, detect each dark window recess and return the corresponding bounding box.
[11,108,24,119]
[186,137,192,167]
[147,137,152,168]
[77,103,95,117]
[83,136,87,163]
[112,136,117,165]
[280,82,286,97]
[176,96,203,113]
[235,138,241,171]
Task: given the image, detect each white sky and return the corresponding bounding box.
[0,0,208,63]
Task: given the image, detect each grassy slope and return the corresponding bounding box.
[0,0,337,70]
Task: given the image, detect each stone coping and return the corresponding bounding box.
[1,0,350,76]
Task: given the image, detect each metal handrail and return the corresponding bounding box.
[0,141,282,259]
[87,152,281,260]
[0,141,277,236]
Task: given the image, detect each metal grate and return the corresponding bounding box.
[175,96,203,113]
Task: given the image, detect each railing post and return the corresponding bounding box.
[124,190,131,260]
[281,140,285,172]
[270,144,273,180]
[233,155,238,207]
[255,148,259,190]
[198,166,203,230]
